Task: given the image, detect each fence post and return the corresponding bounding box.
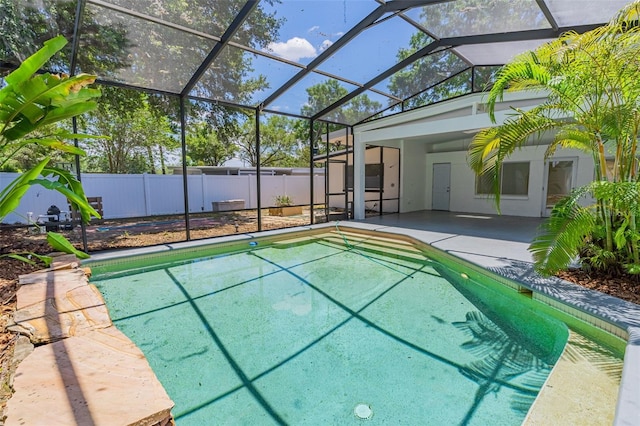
[201,173,206,212]
[142,173,151,216]
[283,175,287,202]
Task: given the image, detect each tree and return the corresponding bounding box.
[236,114,305,167]
[413,0,545,40]
[81,86,178,174]
[1,1,284,177]
[0,36,102,262]
[186,121,238,166]
[0,0,132,75]
[467,1,640,277]
[294,80,381,163]
[388,32,470,109]
[300,79,382,126]
[388,0,546,109]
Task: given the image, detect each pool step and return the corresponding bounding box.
[322,230,428,262]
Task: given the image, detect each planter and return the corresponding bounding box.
[212,199,245,212]
[269,206,303,217]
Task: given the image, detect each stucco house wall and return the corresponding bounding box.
[352,91,597,219]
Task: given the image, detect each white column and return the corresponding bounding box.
[353,134,366,220]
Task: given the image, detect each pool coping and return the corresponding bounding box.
[85,222,640,425]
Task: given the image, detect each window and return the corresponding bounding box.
[476,162,529,196]
[346,163,383,191]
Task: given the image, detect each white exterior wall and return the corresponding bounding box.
[399,140,427,213]
[352,91,597,218]
[424,146,595,217]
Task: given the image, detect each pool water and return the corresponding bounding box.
[92,231,569,425]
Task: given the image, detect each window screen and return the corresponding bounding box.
[346,164,383,190]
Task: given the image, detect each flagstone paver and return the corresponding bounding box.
[5,263,174,425]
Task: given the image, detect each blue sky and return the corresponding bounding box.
[251,1,419,115]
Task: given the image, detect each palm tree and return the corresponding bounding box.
[468,1,640,278]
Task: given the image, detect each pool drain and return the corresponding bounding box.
[354,403,373,420]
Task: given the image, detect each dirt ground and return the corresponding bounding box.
[0,213,639,420]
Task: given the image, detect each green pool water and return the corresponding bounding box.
[91,231,570,425]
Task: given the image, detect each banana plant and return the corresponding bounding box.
[1,35,103,264]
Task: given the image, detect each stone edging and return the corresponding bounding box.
[3,255,174,425]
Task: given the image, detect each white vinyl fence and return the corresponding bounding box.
[0,172,326,224]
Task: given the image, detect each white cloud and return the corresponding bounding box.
[319,39,333,52]
[308,25,320,33]
[265,37,317,62]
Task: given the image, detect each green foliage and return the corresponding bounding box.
[46,231,90,259]
[388,32,471,109]
[1,252,52,267]
[274,195,293,207]
[529,187,596,275]
[300,79,382,126]
[236,114,308,167]
[0,0,132,74]
[186,121,238,166]
[80,86,178,173]
[0,35,102,260]
[469,1,640,277]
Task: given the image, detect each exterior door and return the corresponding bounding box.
[542,158,577,216]
[432,163,451,211]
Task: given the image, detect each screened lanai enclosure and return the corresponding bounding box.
[0,0,631,251]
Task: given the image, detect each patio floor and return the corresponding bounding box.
[352,210,639,331]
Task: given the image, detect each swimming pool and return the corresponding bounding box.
[89,228,623,425]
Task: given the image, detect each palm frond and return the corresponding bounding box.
[530,186,597,275]
[550,128,594,156]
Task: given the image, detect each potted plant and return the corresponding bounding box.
[269,195,302,217]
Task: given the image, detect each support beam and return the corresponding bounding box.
[311,41,443,121]
[312,23,602,123]
[181,0,258,96]
[255,108,262,231]
[69,0,86,75]
[535,0,559,31]
[179,97,191,240]
[261,5,387,109]
[309,119,315,224]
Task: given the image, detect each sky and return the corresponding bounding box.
[247,0,420,115]
[240,0,632,116]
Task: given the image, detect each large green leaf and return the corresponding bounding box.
[0,158,49,220]
[2,74,100,141]
[46,232,90,259]
[4,253,37,266]
[2,252,53,267]
[3,36,67,87]
[17,138,86,155]
[30,178,100,222]
[529,186,597,275]
[40,101,98,127]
